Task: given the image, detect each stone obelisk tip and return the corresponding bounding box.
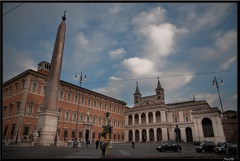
[62,10,67,21]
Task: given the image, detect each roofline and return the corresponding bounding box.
[3,69,127,105]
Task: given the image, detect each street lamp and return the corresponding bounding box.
[75,71,87,87]
[15,114,22,144]
[73,71,87,148]
[212,75,224,113]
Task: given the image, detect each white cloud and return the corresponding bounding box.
[108,48,126,59]
[109,76,123,81]
[122,57,155,76]
[132,6,166,27]
[139,23,177,57]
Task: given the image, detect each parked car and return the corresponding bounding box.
[228,144,237,155]
[214,142,230,154]
[193,140,206,145]
[156,142,182,152]
[196,141,216,153]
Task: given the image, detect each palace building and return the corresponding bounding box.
[2,61,127,146]
[124,78,227,143]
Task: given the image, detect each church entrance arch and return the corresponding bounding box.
[135,130,140,142]
[142,129,147,142]
[149,128,154,142]
[174,127,181,142]
[157,128,162,142]
[128,130,133,142]
[85,129,89,142]
[185,127,193,142]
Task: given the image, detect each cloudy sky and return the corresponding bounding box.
[2,2,237,112]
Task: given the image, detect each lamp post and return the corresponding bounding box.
[212,76,224,113]
[75,70,87,87]
[15,114,22,144]
[73,71,87,148]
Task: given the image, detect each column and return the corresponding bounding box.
[139,113,141,124]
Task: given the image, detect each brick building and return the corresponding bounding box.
[2,61,128,146]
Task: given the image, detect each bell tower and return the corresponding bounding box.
[155,77,165,104]
[134,82,142,105]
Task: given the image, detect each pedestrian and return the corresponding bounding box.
[100,140,102,150]
[109,140,112,149]
[102,140,107,157]
[96,139,99,149]
[86,139,90,148]
[131,140,135,149]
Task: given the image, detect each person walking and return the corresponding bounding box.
[100,140,103,150]
[96,139,99,149]
[101,140,107,157]
[109,140,112,149]
[131,140,135,149]
[86,139,90,148]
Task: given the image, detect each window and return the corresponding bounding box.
[71,130,75,138]
[99,118,101,125]
[42,86,46,95]
[27,105,33,114]
[81,97,85,104]
[104,104,107,110]
[22,80,25,90]
[185,116,189,122]
[174,117,178,123]
[80,114,83,122]
[9,104,13,116]
[67,92,71,101]
[93,117,95,124]
[32,83,37,92]
[3,106,7,117]
[16,102,21,114]
[59,91,64,99]
[74,95,78,103]
[99,103,102,109]
[23,126,30,135]
[14,83,18,94]
[8,86,12,96]
[5,88,8,97]
[64,129,68,137]
[79,132,82,138]
[3,125,8,137]
[94,100,97,107]
[65,111,69,121]
[110,105,112,111]
[10,125,16,136]
[87,116,89,122]
[38,106,43,112]
[88,99,91,106]
[73,112,77,122]
[92,132,95,139]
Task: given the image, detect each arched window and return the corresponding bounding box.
[32,82,37,92]
[42,86,46,95]
[202,118,214,137]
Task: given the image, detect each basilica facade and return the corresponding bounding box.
[124,78,226,144]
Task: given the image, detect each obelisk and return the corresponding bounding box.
[37,11,66,146]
